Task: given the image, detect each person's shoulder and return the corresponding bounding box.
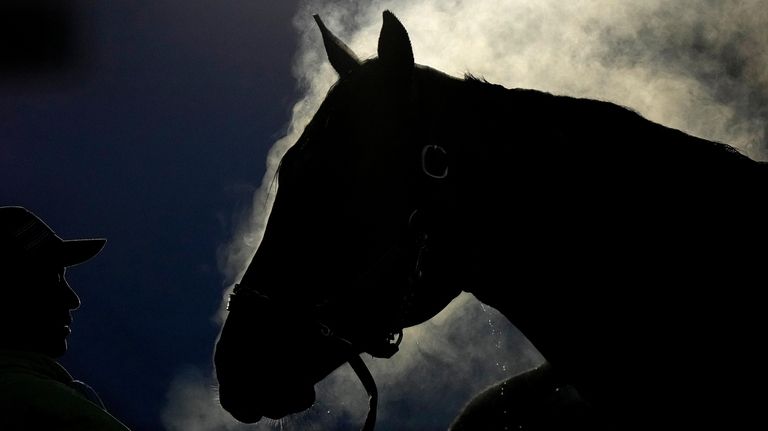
[1,365,83,415]
[0,359,67,400]
[0,365,131,430]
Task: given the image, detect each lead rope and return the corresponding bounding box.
[319,322,401,431]
[348,355,379,431]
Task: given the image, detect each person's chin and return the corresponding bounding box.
[52,342,68,358]
[40,334,69,358]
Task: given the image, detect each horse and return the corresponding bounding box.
[215,10,768,430]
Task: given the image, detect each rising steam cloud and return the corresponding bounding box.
[163,1,768,430]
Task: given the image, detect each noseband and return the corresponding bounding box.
[227,283,398,431]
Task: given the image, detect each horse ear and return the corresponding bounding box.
[377,11,414,75]
[314,15,361,77]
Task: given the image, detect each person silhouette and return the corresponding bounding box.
[0,206,131,430]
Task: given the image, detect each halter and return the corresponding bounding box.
[227,283,397,431]
[226,142,449,431]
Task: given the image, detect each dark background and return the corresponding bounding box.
[2,1,301,429]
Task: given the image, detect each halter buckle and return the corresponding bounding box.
[421,145,448,179]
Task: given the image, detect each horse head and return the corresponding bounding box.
[215,11,465,424]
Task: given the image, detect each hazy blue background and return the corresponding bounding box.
[2,1,301,429]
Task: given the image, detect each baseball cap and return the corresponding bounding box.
[0,206,106,267]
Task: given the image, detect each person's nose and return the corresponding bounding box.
[61,277,81,311]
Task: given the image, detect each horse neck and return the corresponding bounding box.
[435,81,530,216]
[427,80,611,316]
[436,77,768,316]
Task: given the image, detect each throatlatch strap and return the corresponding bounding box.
[348,355,378,431]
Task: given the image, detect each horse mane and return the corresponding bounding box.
[277,58,756,201]
[458,69,754,173]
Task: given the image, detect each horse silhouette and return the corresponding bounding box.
[215,11,768,430]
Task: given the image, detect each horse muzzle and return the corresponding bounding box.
[218,376,317,422]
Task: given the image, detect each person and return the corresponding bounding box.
[0,206,131,430]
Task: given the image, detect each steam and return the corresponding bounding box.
[163,0,767,429]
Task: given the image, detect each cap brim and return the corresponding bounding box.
[58,238,107,267]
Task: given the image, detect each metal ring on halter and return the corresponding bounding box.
[226,283,269,311]
[421,145,448,179]
[319,323,332,337]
